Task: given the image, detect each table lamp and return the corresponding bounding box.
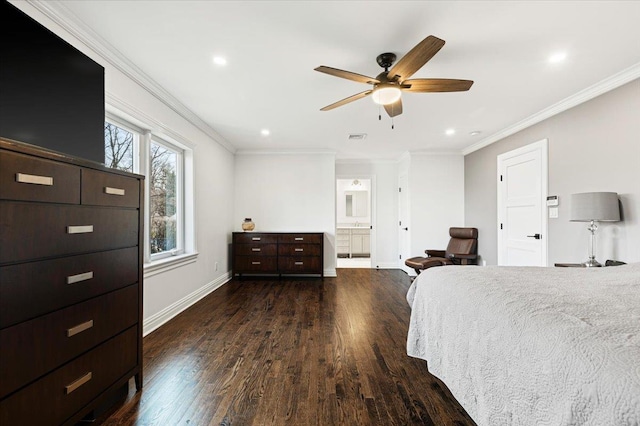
[570,192,620,267]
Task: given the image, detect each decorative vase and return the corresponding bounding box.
[241,218,255,231]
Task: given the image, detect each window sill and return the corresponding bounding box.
[144,252,199,278]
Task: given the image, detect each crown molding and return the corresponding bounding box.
[409,150,464,157]
[335,158,399,165]
[462,63,640,156]
[236,149,336,156]
[23,0,236,155]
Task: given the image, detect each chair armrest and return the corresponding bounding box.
[425,249,446,257]
[448,253,478,265]
[421,257,454,268]
[448,253,477,260]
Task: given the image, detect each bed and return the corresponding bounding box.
[406,263,640,425]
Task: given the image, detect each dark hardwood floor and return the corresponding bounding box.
[96,269,474,425]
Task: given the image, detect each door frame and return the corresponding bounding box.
[335,174,376,266]
[497,138,549,266]
[398,173,412,273]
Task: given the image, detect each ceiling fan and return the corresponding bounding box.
[315,35,473,118]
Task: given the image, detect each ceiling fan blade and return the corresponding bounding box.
[384,98,403,117]
[320,90,373,111]
[387,35,445,82]
[402,78,474,92]
[315,66,380,85]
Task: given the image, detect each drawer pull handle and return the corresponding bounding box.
[65,372,92,394]
[16,173,54,186]
[251,248,261,252]
[252,237,261,241]
[295,237,304,241]
[67,225,94,234]
[104,186,125,196]
[67,271,94,284]
[295,248,304,252]
[251,261,261,265]
[67,320,94,337]
[295,262,304,265]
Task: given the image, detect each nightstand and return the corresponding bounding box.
[554,263,586,267]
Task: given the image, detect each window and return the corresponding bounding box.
[104,118,193,268]
[104,122,135,172]
[149,139,183,258]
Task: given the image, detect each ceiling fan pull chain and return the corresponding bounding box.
[391,105,395,129]
[378,104,381,121]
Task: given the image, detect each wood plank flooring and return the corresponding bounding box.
[96,269,475,425]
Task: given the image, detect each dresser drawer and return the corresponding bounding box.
[0,285,138,398]
[234,233,278,244]
[235,243,277,256]
[278,243,321,257]
[234,256,278,273]
[81,169,140,208]
[278,256,321,273]
[0,247,138,328]
[278,233,322,244]
[0,202,138,264]
[0,150,80,204]
[0,326,137,425]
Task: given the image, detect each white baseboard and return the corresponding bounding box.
[374,262,400,269]
[143,271,231,336]
[323,268,337,277]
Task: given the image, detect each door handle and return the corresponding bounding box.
[402,227,408,231]
[527,233,541,239]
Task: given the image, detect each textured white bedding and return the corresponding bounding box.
[406,264,640,425]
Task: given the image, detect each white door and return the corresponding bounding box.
[497,139,548,266]
[398,174,411,272]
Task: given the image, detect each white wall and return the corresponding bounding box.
[336,161,399,268]
[13,2,237,331]
[235,152,337,276]
[409,154,465,262]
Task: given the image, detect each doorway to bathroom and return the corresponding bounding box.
[336,178,372,268]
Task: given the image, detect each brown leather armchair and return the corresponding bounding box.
[405,227,478,275]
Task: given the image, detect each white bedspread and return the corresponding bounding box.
[406,264,640,425]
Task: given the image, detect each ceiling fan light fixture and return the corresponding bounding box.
[371,85,401,105]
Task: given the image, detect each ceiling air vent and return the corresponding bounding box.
[348,133,367,140]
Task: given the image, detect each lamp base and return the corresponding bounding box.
[582,258,603,268]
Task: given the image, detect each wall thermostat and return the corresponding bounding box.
[546,195,559,206]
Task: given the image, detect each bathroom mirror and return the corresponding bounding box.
[346,191,368,217]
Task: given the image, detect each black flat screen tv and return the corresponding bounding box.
[0,0,105,164]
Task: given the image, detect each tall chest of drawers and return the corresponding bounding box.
[0,138,144,425]
[232,232,323,278]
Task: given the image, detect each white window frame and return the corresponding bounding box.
[148,136,185,262]
[104,112,197,276]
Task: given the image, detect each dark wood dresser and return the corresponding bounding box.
[232,232,323,278]
[0,138,144,425]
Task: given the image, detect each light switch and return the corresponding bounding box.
[549,207,558,218]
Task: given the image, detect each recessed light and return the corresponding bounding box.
[445,128,455,136]
[469,130,481,136]
[213,56,227,66]
[260,129,270,136]
[548,52,567,64]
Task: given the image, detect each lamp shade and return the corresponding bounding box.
[570,192,620,222]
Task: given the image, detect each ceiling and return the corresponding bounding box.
[50,1,640,160]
